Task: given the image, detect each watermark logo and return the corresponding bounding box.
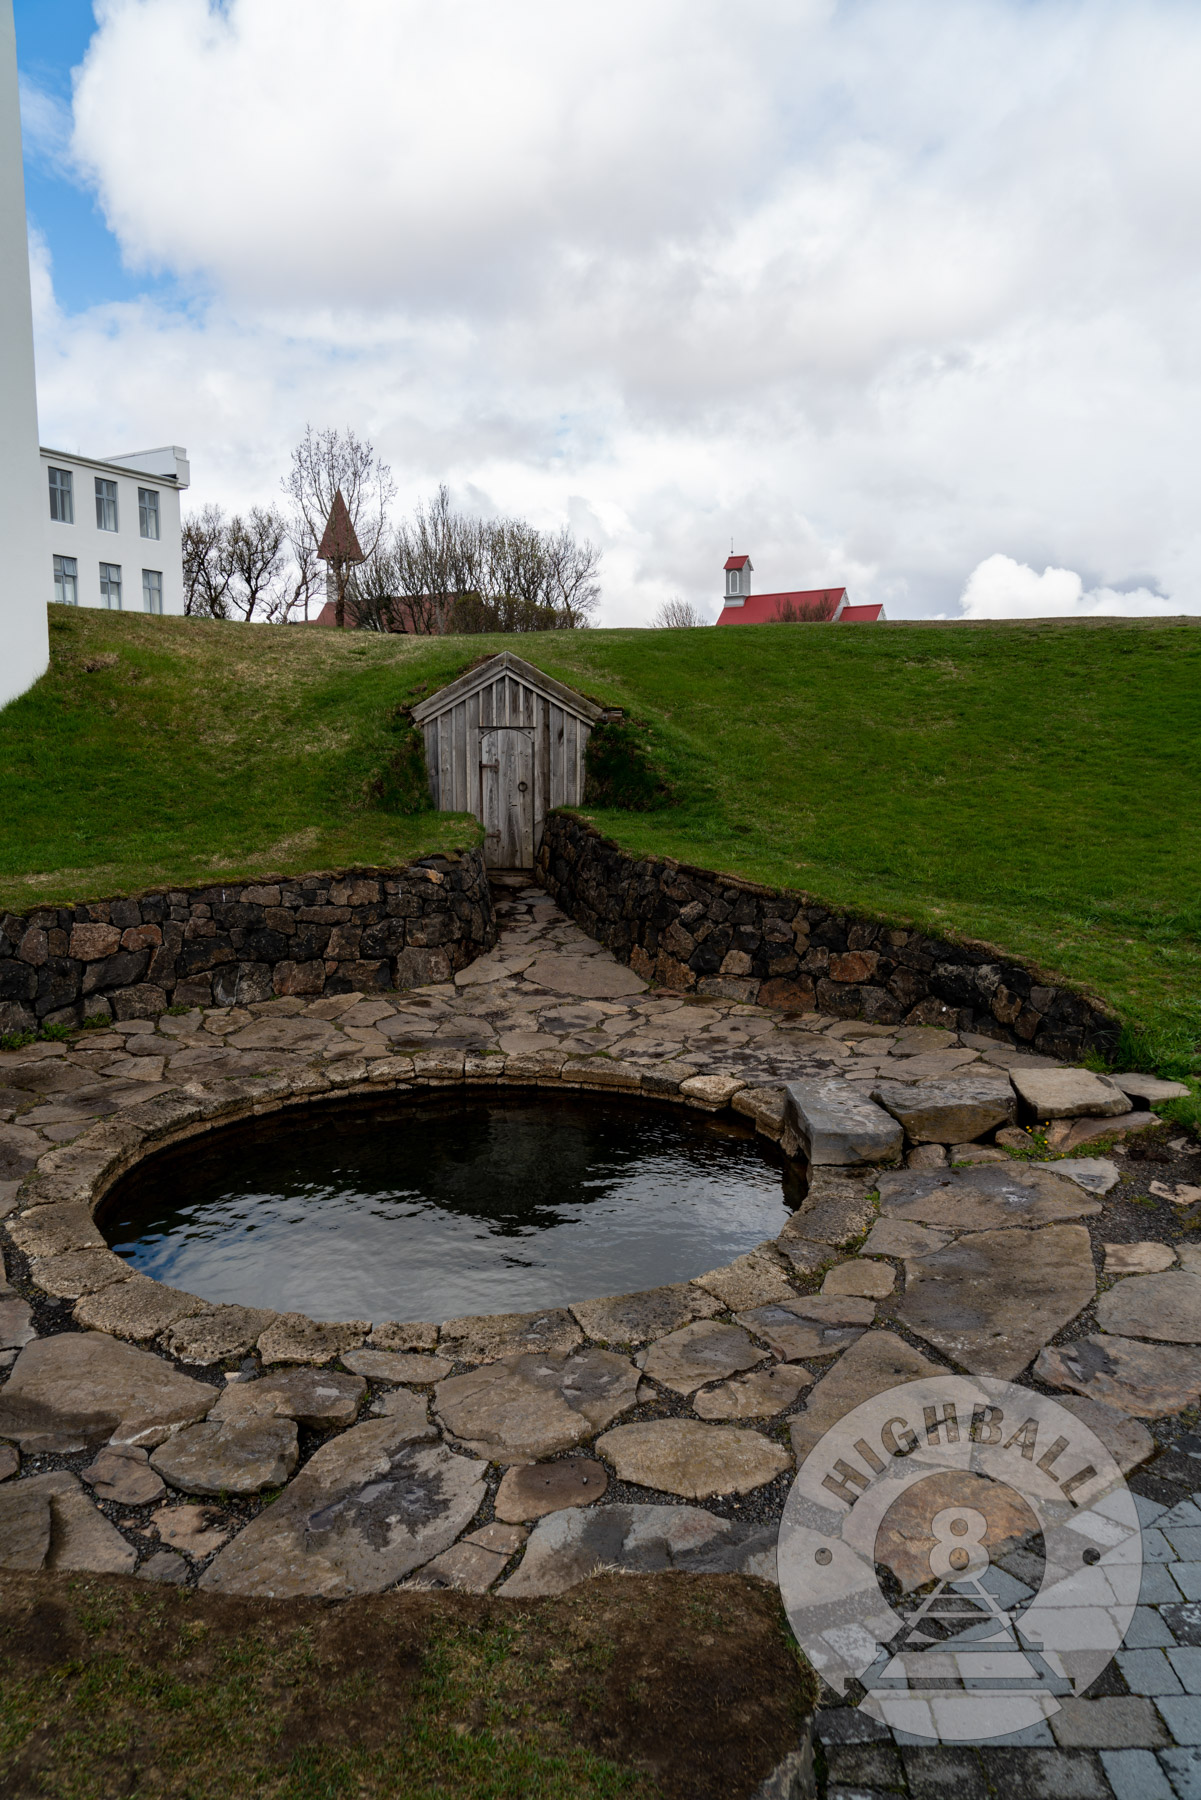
[778,1375,1142,1741]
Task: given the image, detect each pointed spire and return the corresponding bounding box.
[317,489,365,563]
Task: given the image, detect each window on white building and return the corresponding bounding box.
[100,563,122,609]
[48,467,74,523]
[138,488,160,540]
[95,478,118,531]
[53,555,78,605]
[142,569,163,614]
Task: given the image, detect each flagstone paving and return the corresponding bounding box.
[3,877,1201,1788]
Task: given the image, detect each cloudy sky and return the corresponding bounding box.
[14,0,1201,623]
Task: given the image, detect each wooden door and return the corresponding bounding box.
[480,727,535,867]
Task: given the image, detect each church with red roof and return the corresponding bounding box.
[716,555,884,626]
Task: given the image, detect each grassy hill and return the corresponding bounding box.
[3,605,1199,1072]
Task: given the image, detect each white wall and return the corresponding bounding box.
[0,1,49,708]
[42,448,188,614]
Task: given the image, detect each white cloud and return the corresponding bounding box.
[958,554,1179,620]
[24,0,1201,622]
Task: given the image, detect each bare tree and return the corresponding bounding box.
[224,506,291,622]
[652,597,708,628]
[182,504,234,618]
[542,525,601,627]
[776,595,837,622]
[282,426,396,628]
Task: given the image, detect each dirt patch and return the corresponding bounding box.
[0,1568,815,1800]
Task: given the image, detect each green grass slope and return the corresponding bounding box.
[2,605,1199,1063]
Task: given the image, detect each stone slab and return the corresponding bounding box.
[783,1079,903,1167]
[821,1261,896,1299]
[1053,1395,1155,1474]
[151,1503,232,1560]
[692,1363,812,1420]
[859,1219,955,1259]
[499,1502,765,1597]
[256,1313,370,1366]
[1096,1272,1201,1344]
[409,1540,509,1592]
[81,1443,166,1506]
[0,1443,18,1481]
[1104,1243,1177,1276]
[0,1482,52,1570]
[1061,1111,1157,1151]
[163,1306,280,1365]
[367,1388,432,1427]
[1031,1157,1121,1194]
[1009,1067,1133,1120]
[151,1415,300,1495]
[0,1297,35,1350]
[736,1295,876,1361]
[692,1245,796,1309]
[786,1173,878,1248]
[27,1250,132,1300]
[20,1470,138,1574]
[341,1348,453,1383]
[212,1368,366,1429]
[1036,1334,1201,1416]
[436,1348,639,1461]
[1112,1072,1191,1104]
[593,1420,792,1499]
[138,1550,190,1585]
[0,1330,215,1452]
[523,954,647,998]
[368,1321,439,1352]
[73,1274,207,1343]
[438,1308,583,1364]
[639,1321,765,1395]
[773,1236,839,1277]
[870,1076,1016,1144]
[896,1223,1096,1380]
[494,1457,608,1522]
[789,1331,943,1462]
[569,1283,722,1345]
[876,1163,1100,1230]
[200,1417,485,1598]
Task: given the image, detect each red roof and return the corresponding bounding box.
[717,588,847,626]
[723,554,751,572]
[839,603,885,622]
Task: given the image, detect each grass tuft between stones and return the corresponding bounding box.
[0,1570,817,1800]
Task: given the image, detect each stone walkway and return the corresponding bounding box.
[2,875,1201,1795]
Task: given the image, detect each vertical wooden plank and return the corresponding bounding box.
[564,713,578,804]
[548,705,561,808]
[468,688,481,823]
[439,714,454,813]
[425,722,440,807]
[579,722,591,804]
[453,699,468,811]
[479,681,493,730]
[481,727,499,864]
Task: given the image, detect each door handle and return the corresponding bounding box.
[480,763,499,771]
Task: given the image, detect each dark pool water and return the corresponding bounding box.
[99,1094,802,1323]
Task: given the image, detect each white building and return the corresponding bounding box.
[42,445,190,614]
[0,1,49,709]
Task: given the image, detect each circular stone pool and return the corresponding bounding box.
[98,1093,802,1323]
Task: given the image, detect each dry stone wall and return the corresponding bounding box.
[537,814,1117,1060]
[0,849,494,1032]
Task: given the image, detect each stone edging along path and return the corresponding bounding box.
[537,811,1120,1060]
[0,848,495,1037]
[2,880,1199,1626]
